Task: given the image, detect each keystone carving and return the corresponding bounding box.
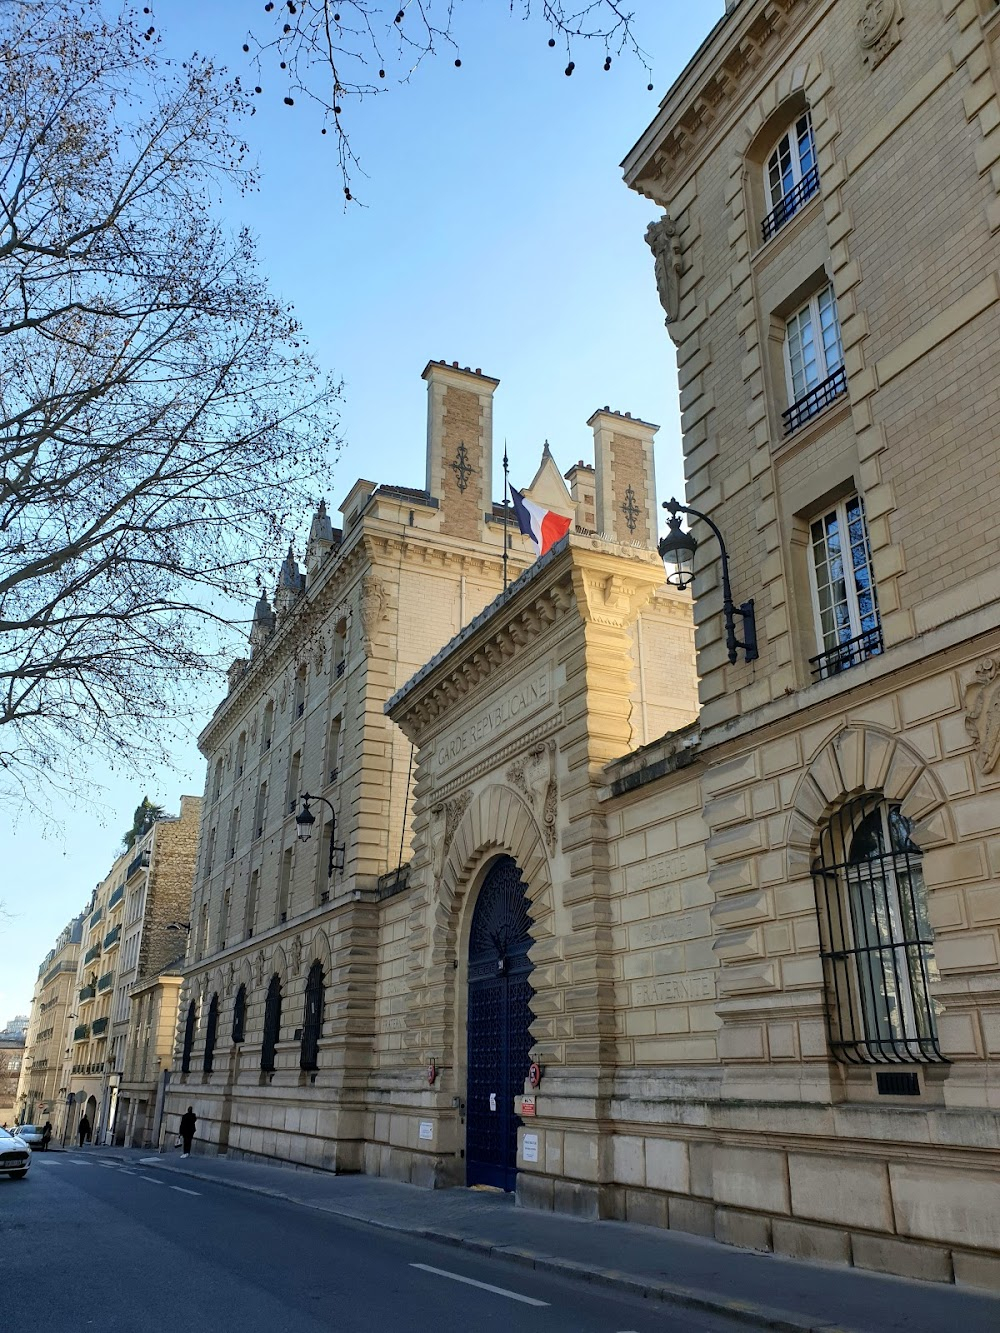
[965,658,1000,774]
[359,574,387,653]
[429,791,473,880]
[506,740,558,853]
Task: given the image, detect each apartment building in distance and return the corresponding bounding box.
[595,0,1000,1289]
[15,916,83,1127]
[164,359,699,1168]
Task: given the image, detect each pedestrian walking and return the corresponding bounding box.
[41,1121,52,1151]
[78,1114,92,1148]
[179,1106,197,1158]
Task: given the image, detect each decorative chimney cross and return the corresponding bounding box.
[451,441,475,493]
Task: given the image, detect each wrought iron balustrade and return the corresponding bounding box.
[73,1024,90,1042]
[761,164,820,242]
[97,970,114,992]
[108,886,125,910]
[79,985,96,1002]
[783,366,847,435]
[84,944,101,965]
[91,1017,109,1037]
[103,924,121,949]
[126,849,150,881]
[810,625,883,681]
[90,906,103,929]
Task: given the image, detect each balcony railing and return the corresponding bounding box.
[79,985,96,1003]
[335,659,346,678]
[91,1017,109,1037]
[782,365,847,435]
[108,885,125,911]
[97,970,114,993]
[810,625,883,681]
[103,924,121,949]
[126,848,150,881]
[73,1024,90,1042]
[90,906,103,930]
[761,164,820,243]
[84,944,101,965]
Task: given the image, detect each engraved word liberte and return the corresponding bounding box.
[436,669,551,768]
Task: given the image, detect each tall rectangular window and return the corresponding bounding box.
[783,285,846,433]
[808,494,882,679]
[278,848,293,923]
[763,111,819,241]
[327,715,342,784]
[288,751,302,815]
[246,869,259,939]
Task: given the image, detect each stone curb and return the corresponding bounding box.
[138,1157,856,1333]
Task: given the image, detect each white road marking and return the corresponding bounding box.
[409,1263,549,1307]
[118,1168,137,1175]
[170,1184,201,1196]
[139,1175,163,1185]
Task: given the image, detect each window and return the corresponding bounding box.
[300,961,325,1071]
[808,494,882,679]
[245,869,259,939]
[235,732,246,777]
[261,701,274,753]
[813,798,943,1065]
[211,758,223,803]
[254,782,267,839]
[203,827,217,881]
[219,887,231,949]
[232,984,247,1043]
[783,285,845,433]
[227,806,240,861]
[261,974,282,1072]
[294,665,307,719]
[288,751,301,815]
[278,847,293,923]
[327,715,342,785]
[203,994,219,1073]
[763,111,819,241]
[333,617,347,678]
[180,1001,196,1074]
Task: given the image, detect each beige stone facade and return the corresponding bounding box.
[119,967,184,1147]
[17,914,82,1128]
[163,363,697,1167]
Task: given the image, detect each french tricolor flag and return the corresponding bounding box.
[509,486,572,558]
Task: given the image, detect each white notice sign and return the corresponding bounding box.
[522,1133,539,1163]
[418,1121,433,1140]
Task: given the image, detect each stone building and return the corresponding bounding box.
[15,915,83,1128]
[118,958,185,1147]
[587,0,1000,1288]
[0,1034,24,1126]
[64,797,200,1143]
[163,361,698,1165]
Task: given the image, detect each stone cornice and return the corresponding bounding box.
[622,0,814,202]
[386,535,668,740]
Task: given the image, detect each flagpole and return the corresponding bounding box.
[502,441,510,596]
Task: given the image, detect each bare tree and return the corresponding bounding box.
[246,1,653,197]
[0,0,341,804]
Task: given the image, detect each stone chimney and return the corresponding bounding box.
[422,360,499,542]
[564,460,597,532]
[587,408,659,547]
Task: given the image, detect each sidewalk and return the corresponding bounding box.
[106,1146,996,1333]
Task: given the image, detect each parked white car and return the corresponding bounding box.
[0,1127,31,1179]
[11,1124,43,1147]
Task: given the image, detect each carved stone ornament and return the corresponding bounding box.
[859,0,900,68]
[225,960,236,997]
[964,657,1000,774]
[506,741,558,853]
[645,215,682,328]
[254,949,267,987]
[227,658,249,694]
[289,935,303,976]
[278,676,289,713]
[428,790,473,881]
[359,574,387,654]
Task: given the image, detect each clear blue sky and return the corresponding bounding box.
[0,1,722,1018]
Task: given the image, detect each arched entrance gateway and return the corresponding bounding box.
[466,855,533,1191]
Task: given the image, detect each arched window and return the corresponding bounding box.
[261,974,282,1072]
[763,109,818,241]
[180,1000,197,1074]
[300,961,325,1071]
[232,984,247,1043]
[813,797,943,1064]
[203,994,219,1073]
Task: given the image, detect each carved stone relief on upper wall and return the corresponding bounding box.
[859,0,901,70]
[965,658,1000,774]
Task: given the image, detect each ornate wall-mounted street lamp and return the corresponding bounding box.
[658,497,759,665]
[295,793,345,878]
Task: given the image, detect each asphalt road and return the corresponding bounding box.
[0,1153,749,1332]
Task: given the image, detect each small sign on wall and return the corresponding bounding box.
[517,1095,536,1117]
[418,1121,434,1140]
[522,1133,539,1163]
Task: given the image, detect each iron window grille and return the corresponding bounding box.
[299,961,325,1072]
[808,494,882,680]
[813,798,944,1065]
[762,163,820,242]
[203,994,219,1073]
[180,1001,197,1073]
[335,659,346,678]
[782,366,847,434]
[232,985,247,1044]
[764,111,818,243]
[261,974,282,1072]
